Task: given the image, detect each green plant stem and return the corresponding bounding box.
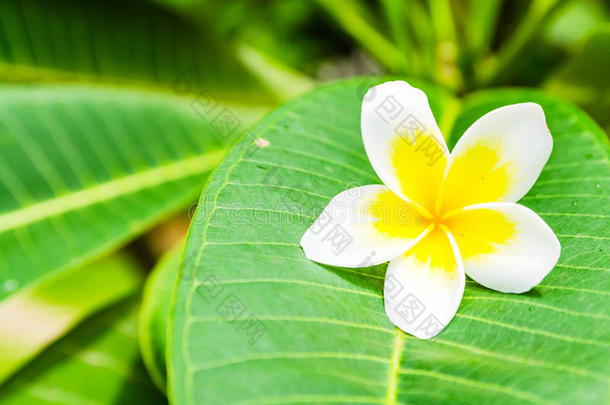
[380,0,419,74]
[464,0,502,59]
[428,0,458,43]
[476,0,568,86]
[405,0,435,78]
[316,0,408,73]
[235,43,316,101]
[428,0,462,90]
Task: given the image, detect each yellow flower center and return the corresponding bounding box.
[370,132,519,265]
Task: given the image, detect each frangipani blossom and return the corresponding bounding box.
[300,80,561,339]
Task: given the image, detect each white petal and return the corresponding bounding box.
[445,202,561,293]
[300,185,430,268]
[361,80,448,213]
[384,226,464,339]
[440,103,552,212]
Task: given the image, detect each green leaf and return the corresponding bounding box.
[169,78,610,404]
[140,242,183,392]
[0,252,142,384]
[0,297,166,405]
[0,0,274,104]
[0,0,279,143]
[0,85,227,304]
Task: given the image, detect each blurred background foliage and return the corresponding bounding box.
[149,0,610,130]
[0,0,608,403]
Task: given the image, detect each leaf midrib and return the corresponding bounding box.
[385,329,404,405]
[0,151,224,233]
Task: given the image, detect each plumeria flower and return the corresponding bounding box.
[300,80,561,339]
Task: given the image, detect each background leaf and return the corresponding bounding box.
[0,252,142,383]
[0,85,225,303]
[0,0,275,104]
[545,24,610,132]
[169,78,609,404]
[139,242,183,391]
[0,297,166,405]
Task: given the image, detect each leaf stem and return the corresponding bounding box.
[464,0,503,59]
[316,0,408,73]
[427,0,463,90]
[405,0,436,78]
[380,0,419,74]
[234,43,315,101]
[476,0,568,86]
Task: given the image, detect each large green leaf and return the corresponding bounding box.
[0,252,142,383]
[0,85,227,303]
[169,78,610,404]
[0,297,166,404]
